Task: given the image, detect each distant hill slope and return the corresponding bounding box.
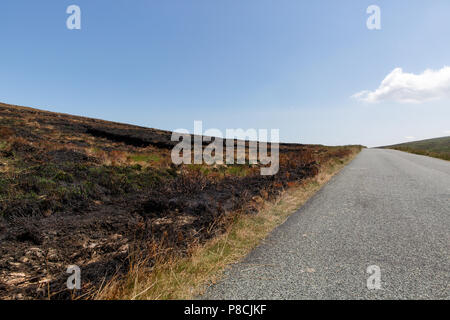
[381,136,450,161]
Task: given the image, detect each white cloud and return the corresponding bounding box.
[444,130,450,135]
[404,136,416,140]
[352,66,450,103]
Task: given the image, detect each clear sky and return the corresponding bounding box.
[1,0,449,147]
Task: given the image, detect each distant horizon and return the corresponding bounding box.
[2,100,448,149]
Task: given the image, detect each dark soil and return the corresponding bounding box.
[0,102,361,299]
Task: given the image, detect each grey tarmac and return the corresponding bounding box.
[203,149,450,299]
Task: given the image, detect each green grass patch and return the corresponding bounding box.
[225,165,249,177]
[0,140,8,150]
[129,153,161,163]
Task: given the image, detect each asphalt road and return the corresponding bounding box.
[203,149,450,299]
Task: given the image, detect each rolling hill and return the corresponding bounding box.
[381,136,450,161]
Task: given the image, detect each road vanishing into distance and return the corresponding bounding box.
[203,149,450,299]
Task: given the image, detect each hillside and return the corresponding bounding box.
[381,136,450,161]
[0,102,362,299]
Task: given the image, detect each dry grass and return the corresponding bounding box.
[96,148,360,300]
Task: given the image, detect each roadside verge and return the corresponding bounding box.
[97,148,362,300]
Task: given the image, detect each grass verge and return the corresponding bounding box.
[381,136,450,161]
[96,148,361,300]
[385,147,450,161]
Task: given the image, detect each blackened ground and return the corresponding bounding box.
[0,102,361,299]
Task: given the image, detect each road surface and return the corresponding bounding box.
[203,149,449,299]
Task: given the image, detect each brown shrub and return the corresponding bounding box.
[7,136,36,153]
[109,150,128,165]
[0,127,14,139]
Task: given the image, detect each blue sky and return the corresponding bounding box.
[0,0,449,147]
